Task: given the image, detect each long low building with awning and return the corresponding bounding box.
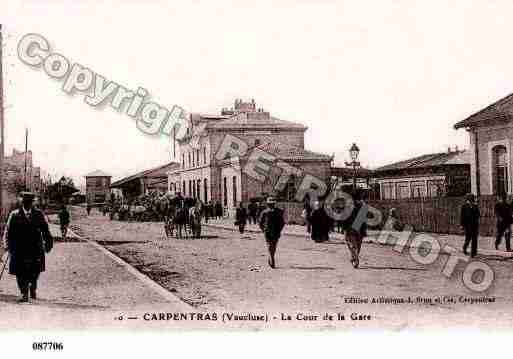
[110,162,180,201]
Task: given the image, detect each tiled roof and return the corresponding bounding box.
[375,150,470,172]
[454,93,513,129]
[207,112,306,130]
[110,162,180,187]
[84,170,111,177]
[254,142,332,161]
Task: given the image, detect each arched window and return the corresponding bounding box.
[493,145,508,196]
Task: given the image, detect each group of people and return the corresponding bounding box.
[202,201,225,223]
[7,188,512,304]
[234,190,369,269]
[460,192,513,258]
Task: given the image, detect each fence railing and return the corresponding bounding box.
[367,195,498,236]
[277,196,499,236]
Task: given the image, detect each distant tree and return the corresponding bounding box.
[47,176,79,204]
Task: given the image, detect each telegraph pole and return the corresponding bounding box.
[24,128,28,190]
[0,24,5,216]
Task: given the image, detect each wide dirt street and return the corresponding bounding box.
[72,207,513,330]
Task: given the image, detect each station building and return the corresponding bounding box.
[167,99,332,216]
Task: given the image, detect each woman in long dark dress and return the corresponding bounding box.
[310,201,332,243]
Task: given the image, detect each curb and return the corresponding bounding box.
[65,227,193,310]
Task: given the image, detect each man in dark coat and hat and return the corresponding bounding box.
[343,188,368,269]
[2,192,53,302]
[258,196,285,268]
[460,193,480,257]
[235,202,248,234]
[494,193,512,252]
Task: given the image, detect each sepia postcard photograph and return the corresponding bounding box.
[1,0,512,356]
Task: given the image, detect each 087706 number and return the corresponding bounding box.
[32,342,63,351]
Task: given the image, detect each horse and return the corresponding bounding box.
[129,205,147,222]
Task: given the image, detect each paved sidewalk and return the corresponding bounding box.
[0,225,191,330]
[204,218,513,258]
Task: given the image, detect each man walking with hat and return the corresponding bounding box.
[258,196,285,268]
[460,193,480,257]
[2,192,53,302]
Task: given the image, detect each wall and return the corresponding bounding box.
[220,165,242,216]
[474,123,513,195]
[208,129,306,163]
[86,176,111,203]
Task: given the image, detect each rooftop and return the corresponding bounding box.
[454,92,513,129]
[254,142,332,161]
[110,162,179,188]
[330,166,374,178]
[207,112,306,131]
[375,150,470,172]
[84,170,111,177]
[189,99,307,132]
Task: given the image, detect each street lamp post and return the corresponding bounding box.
[345,143,360,191]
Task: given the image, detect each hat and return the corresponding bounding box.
[20,191,35,200]
[266,196,276,204]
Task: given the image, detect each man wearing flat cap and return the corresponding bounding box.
[258,196,285,268]
[2,192,53,302]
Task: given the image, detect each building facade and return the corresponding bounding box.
[84,170,112,204]
[454,93,513,196]
[373,149,471,200]
[167,99,332,216]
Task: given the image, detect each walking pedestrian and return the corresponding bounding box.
[309,200,332,243]
[460,193,480,257]
[215,201,223,220]
[303,199,312,234]
[343,189,368,269]
[248,200,258,225]
[86,202,92,216]
[2,192,53,302]
[175,204,187,239]
[494,193,512,251]
[204,201,211,223]
[235,202,248,234]
[58,204,71,240]
[384,208,404,231]
[258,197,285,269]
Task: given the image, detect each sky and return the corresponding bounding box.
[2,0,513,186]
